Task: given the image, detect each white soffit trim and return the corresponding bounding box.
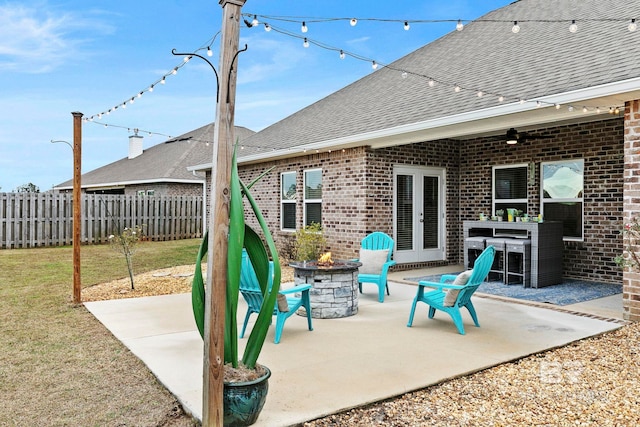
[216,77,640,166]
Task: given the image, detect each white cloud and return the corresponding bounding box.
[0,3,113,73]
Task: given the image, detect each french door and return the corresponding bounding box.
[393,166,446,263]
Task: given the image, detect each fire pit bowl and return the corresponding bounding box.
[289,259,362,319]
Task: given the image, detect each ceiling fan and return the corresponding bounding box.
[505,128,553,145]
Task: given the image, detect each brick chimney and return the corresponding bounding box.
[128,132,143,159]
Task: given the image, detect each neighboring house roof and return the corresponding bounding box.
[192,0,639,168]
[55,123,254,190]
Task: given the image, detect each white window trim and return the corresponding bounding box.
[492,163,528,215]
[303,168,322,227]
[280,171,296,232]
[540,159,584,242]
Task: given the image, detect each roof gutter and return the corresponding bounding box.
[188,76,640,171]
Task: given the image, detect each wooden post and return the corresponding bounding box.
[72,112,83,304]
[203,1,246,425]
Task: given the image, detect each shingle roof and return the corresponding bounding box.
[238,0,640,158]
[54,124,254,188]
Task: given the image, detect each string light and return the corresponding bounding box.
[498,95,504,102]
[569,20,578,33]
[350,18,357,27]
[301,21,308,33]
[339,50,345,59]
[264,23,271,31]
[629,19,637,32]
[428,79,435,87]
[456,20,464,31]
[89,120,172,139]
[372,60,378,70]
[402,71,408,79]
[454,84,461,92]
[207,46,213,57]
[404,21,410,31]
[477,90,483,97]
[251,15,259,26]
[512,21,520,33]
[303,38,309,48]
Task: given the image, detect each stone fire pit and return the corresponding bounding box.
[289,259,362,319]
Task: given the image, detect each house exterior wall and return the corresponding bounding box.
[124,182,204,197]
[623,100,640,321]
[204,117,623,287]
[461,118,624,285]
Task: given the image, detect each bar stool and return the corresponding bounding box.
[464,236,486,269]
[505,239,531,287]
[485,238,508,282]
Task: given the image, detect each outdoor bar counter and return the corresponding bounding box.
[463,220,564,288]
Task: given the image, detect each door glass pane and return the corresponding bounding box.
[396,174,413,251]
[423,176,439,249]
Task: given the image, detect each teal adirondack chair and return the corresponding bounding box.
[357,232,397,302]
[239,250,313,344]
[407,245,495,335]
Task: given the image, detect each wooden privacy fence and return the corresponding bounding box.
[0,192,204,249]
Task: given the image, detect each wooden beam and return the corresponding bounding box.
[72,111,83,304]
[203,1,246,425]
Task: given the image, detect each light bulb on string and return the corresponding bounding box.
[477,91,483,97]
[569,20,578,33]
[402,71,408,79]
[130,97,135,104]
[629,19,637,32]
[536,101,542,108]
[498,95,504,102]
[161,77,166,84]
[149,84,154,92]
[428,79,435,87]
[171,68,178,75]
[512,21,520,33]
[122,103,126,109]
[596,107,601,113]
[456,20,464,31]
[350,18,357,27]
[372,60,378,70]
[454,84,461,92]
[301,21,308,33]
[303,38,309,48]
[404,21,410,31]
[339,50,345,59]
[264,23,271,32]
[137,92,143,98]
[251,15,259,26]
[615,107,620,114]
[207,46,213,57]
[183,55,191,63]
[568,105,574,112]
[582,106,588,113]
[555,103,561,109]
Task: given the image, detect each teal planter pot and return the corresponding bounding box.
[224,366,271,426]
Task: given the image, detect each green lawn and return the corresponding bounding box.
[0,239,202,426]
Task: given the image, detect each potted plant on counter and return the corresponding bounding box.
[192,144,280,426]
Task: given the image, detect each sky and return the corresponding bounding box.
[0,0,514,192]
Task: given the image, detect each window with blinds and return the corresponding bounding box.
[281,171,296,231]
[304,169,322,227]
[492,164,528,217]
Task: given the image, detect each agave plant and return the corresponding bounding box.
[192,144,280,370]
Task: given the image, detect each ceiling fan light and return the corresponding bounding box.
[506,128,519,145]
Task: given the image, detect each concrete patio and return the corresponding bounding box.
[85,274,624,426]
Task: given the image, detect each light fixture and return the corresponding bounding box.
[161,77,166,84]
[350,18,357,27]
[596,106,601,113]
[404,21,410,31]
[629,19,637,32]
[498,95,504,102]
[339,50,345,59]
[582,106,588,113]
[137,92,143,98]
[303,38,309,48]
[536,101,542,108]
[512,21,520,33]
[428,79,435,87]
[569,20,578,33]
[456,20,464,31]
[149,84,154,92]
[477,91,483,97]
[251,15,259,26]
[183,55,191,62]
[264,23,271,32]
[207,46,213,57]
[454,84,461,92]
[401,71,408,79]
[506,128,518,145]
[301,21,308,33]
[568,105,574,112]
[555,103,561,109]
[372,60,378,70]
[171,67,178,75]
[615,107,620,114]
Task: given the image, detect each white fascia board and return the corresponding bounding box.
[55,178,203,190]
[203,77,640,166]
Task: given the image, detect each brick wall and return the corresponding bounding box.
[623,100,640,321]
[461,117,624,284]
[205,116,624,287]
